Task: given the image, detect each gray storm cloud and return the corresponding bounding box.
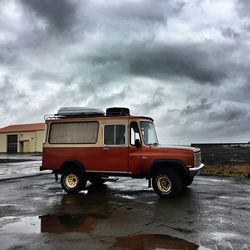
[20,0,77,32]
[0,0,249,144]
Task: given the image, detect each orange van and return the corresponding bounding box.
[41,107,204,198]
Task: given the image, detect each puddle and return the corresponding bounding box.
[218,196,231,200]
[115,194,136,200]
[40,214,95,234]
[1,216,40,234]
[146,201,156,205]
[1,214,96,235]
[0,203,16,207]
[210,232,238,241]
[112,234,199,250]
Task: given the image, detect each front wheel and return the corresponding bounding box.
[61,168,86,194]
[152,169,183,198]
[184,176,194,187]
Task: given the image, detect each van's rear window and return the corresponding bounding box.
[49,122,99,144]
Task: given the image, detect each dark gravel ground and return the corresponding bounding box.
[0,174,250,250]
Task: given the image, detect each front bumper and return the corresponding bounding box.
[189,163,204,177]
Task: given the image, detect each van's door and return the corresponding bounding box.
[97,123,129,173]
[128,121,142,175]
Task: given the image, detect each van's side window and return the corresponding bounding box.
[104,125,125,145]
[49,122,98,144]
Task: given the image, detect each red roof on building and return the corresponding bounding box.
[0,123,45,133]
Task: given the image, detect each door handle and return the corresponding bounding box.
[102,147,110,151]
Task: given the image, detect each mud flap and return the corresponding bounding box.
[53,171,58,182]
[148,178,152,188]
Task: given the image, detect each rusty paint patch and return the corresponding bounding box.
[111,234,199,250]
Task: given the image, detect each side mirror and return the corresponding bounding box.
[135,139,141,148]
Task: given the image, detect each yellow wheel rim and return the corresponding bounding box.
[157,176,171,193]
[65,174,78,189]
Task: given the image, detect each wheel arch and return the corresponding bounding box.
[150,159,189,179]
[59,160,86,174]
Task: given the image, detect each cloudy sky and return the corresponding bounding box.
[0,0,250,144]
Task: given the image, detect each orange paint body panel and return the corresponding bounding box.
[43,145,194,175]
[140,146,194,175]
[43,146,129,173]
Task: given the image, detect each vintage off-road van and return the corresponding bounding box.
[41,107,204,198]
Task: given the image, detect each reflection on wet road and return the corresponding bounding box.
[0,175,250,249]
[1,216,200,249]
[112,234,199,250]
[1,216,40,234]
[40,214,95,234]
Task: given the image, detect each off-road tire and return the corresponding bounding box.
[152,169,183,198]
[184,176,194,187]
[61,168,86,194]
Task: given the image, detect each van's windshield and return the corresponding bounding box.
[140,121,158,145]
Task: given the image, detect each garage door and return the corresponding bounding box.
[7,135,18,153]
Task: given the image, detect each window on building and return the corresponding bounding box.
[104,125,126,145]
[49,122,99,144]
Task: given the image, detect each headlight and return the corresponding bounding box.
[194,152,201,166]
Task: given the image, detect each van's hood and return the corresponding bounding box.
[156,145,200,153]
[141,144,199,167]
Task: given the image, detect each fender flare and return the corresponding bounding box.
[59,160,86,174]
[149,158,188,178]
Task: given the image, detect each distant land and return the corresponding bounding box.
[191,143,250,177]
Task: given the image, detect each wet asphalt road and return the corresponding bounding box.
[0,174,250,250]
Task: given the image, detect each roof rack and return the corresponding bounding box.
[44,107,131,120]
[55,107,105,118]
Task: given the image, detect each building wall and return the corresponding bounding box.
[0,134,7,152]
[35,131,44,152]
[0,131,44,153]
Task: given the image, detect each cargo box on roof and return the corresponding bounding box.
[56,107,105,117]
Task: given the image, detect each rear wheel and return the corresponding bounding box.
[61,168,86,194]
[152,169,183,198]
